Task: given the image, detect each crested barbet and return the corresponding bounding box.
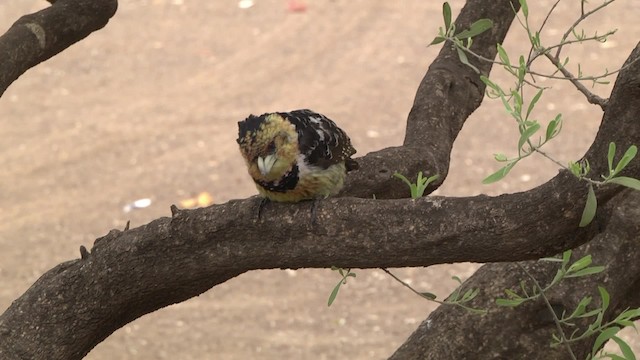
[237,109,358,202]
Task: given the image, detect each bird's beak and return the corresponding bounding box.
[257,154,277,176]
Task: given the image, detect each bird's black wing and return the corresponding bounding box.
[280,109,357,170]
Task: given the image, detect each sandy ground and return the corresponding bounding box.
[1,1,639,359]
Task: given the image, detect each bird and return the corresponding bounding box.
[237,109,358,203]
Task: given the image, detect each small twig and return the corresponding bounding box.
[380,268,438,302]
[555,0,616,58]
[517,263,578,360]
[527,0,562,67]
[543,53,608,109]
[534,148,568,170]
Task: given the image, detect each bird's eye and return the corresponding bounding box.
[267,141,276,153]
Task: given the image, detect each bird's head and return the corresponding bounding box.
[237,113,299,181]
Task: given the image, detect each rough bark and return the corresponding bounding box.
[0,0,118,97]
[391,189,640,360]
[1,0,640,359]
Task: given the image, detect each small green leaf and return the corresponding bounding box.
[599,286,610,311]
[579,184,597,227]
[525,89,543,121]
[592,326,621,355]
[568,297,592,318]
[451,275,463,284]
[496,298,525,307]
[562,250,572,266]
[619,308,640,320]
[611,336,637,360]
[429,36,446,45]
[497,44,510,67]
[517,123,541,152]
[503,289,521,299]
[579,308,603,319]
[456,19,493,39]
[327,281,342,307]
[420,292,437,300]
[462,288,479,301]
[517,55,526,83]
[482,161,517,184]
[456,47,479,73]
[443,2,452,30]
[567,255,592,273]
[608,142,616,174]
[494,153,508,162]
[481,75,503,95]
[565,266,605,278]
[519,0,528,17]
[393,172,412,187]
[545,114,562,141]
[613,145,638,176]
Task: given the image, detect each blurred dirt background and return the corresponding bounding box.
[1,1,638,359]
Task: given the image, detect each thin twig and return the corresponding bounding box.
[555,0,616,59]
[380,268,441,302]
[543,53,608,109]
[517,263,578,360]
[535,148,568,170]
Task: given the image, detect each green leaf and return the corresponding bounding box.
[525,89,543,121]
[579,183,597,227]
[496,298,525,307]
[567,255,592,273]
[497,44,511,67]
[519,0,528,17]
[608,142,617,174]
[481,75,503,95]
[420,292,437,300]
[619,308,640,320]
[456,19,493,39]
[568,297,591,319]
[327,281,342,306]
[545,114,562,141]
[443,2,452,30]
[611,336,637,360]
[494,153,508,162]
[613,145,638,176]
[517,123,541,152]
[579,308,603,319]
[456,47,479,73]
[605,354,629,360]
[599,286,610,311]
[462,288,479,301]
[608,176,640,191]
[429,36,446,45]
[565,266,605,278]
[592,327,621,355]
[517,55,526,83]
[504,289,521,299]
[393,172,412,187]
[562,250,572,266]
[482,161,517,184]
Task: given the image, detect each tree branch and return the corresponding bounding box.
[0,0,118,97]
[390,189,640,360]
[342,0,521,199]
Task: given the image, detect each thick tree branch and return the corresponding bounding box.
[0,0,118,97]
[343,0,520,199]
[390,189,640,360]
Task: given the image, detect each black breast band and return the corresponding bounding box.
[256,164,300,193]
